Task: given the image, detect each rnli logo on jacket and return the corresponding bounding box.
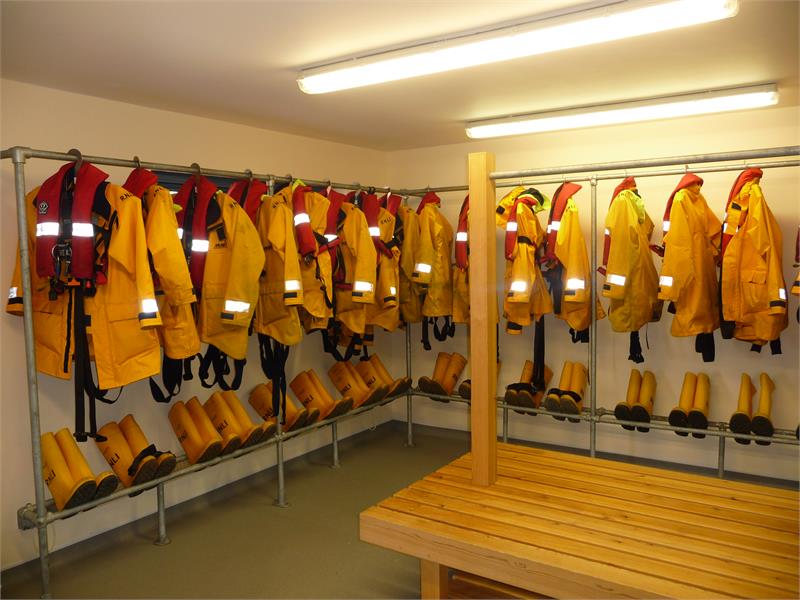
[38,201,49,214]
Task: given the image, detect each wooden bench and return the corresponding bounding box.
[360,443,798,599]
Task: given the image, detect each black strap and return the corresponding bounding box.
[628,331,644,363]
[258,334,290,422]
[569,328,589,344]
[695,332,715,362]
[320,325,360,361]
[199,345,245,391]
[532,316,545,389]
[432,317,455,341]
[148,355,186,403]
[752,338,782,355]
[128,444,158,476]
[421,319,431,351]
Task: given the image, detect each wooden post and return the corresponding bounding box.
[467,152,497,487]
[420,560,449,599]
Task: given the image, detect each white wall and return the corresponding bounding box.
[0,79,403,569]
[387,105,800,482]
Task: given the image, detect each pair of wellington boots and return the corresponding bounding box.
[204,390,269,452]
[169,397,226,464]
[363,353,412,398]
[505,360,553,415]
[668,373,711,438]
[729,373,775,446]
[544,361,587,423]
[42,428,119,511]
[249,381,319,433]
[457,361,501,400]
[328,360,389,409]
[291,369,353,421]
[96,415,177,494]
[418,352,467,401]
[615,370,657,432]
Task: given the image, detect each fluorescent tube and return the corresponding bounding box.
[465,84,778,138]
[298,0,739,94]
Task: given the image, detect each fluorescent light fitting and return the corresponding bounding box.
[466,83,778,139]
[297,0,738,94]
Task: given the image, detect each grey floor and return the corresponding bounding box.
[2,423,470,599]
[3,422,796,599]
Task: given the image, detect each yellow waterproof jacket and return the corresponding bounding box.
[452,195,470,324]
[544,183,605,339]
[397,205,423,323]
[123,168,199,361]
[658,174,721,337]
[602,177,662,333]
[174,176,263,360]
[497,186,552,334]
[414,192,453,319]
[253,189,304,346]
[8,168,161,389]
[719,169,788,347]
[792,227,800,297]
[364,193,400,332]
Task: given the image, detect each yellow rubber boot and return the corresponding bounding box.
[328,361,369,408]
[307,369,353,418]
[440,352,467,396]
[119,414,177,480]
[688,373,711,438]
[42,431,96,511]
[284,394,314,431]
[169,400,222,465]
[505,360,533,413]
[221,390,266,447]
[248,383,279,439]
[55,428,118,500]
[418,352,450,399]
[631,371,656,432]
[202,393,243,456]
[291,371,334,419]
[187,396,232,456]
[459,360,499,401]
[369,353,412,397]
[351,359,390,405]
[751,373,775,446]
[529,363,553,411]
[669,372,696,436]
[729,374,754,445]
[96,421,157,488]
[545,361,572,420]
[560,362,587,423]
[615,369,641,431]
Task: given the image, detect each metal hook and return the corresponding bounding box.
[67,148,83,172]
[684,164,689,174]
[190,162,202,178]
[244,168,253,183]
[133,155,142,169]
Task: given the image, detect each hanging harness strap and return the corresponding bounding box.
[531,316,546,390]
[198,345,245,391]
[148,355,187,403]
[258,334,290,422]
[695,332,715,363]
[628,331,644,364]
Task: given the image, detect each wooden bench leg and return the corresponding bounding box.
[420,559,449,599]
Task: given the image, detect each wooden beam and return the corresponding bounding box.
[420,559,449,599]
[467,152,497,487]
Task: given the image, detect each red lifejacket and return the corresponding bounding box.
[650,173,704,257]
[416,190,441,214]
[360,192,392,257]
[454,196,469,270]
[544,182,582,262]
[36,161,108,281]
[290,184,317,258]
[173,174,219,288]
[720,168,762,257]
[598,176,638,275]
[123,167,158,199]
[323,188,347,281]
[228,178,266,225]
[504,190,543,260]
[381,192,403,217]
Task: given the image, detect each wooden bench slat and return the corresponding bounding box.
[407,479,799,575]
[499,444,798,500]
[495,446,798,510]
[361,506,733,599]
[391,488,798,593]
[456,454,799,522]
[435,467,799,547]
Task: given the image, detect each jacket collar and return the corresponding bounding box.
[123,168,158,199]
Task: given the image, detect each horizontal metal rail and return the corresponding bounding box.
[17,391,403,530]
[410,389,799,445]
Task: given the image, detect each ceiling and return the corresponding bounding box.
[2,1,797,150]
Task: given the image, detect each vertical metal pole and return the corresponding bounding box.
[502,405,509,443]
[589,176,598,458]
[331,422,340,468]
[154,483,170,546]
[717,430,726,479]
[405,324,414,447]
[11,148,51,599]
[274,373,287,506]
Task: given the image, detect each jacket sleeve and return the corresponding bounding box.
[506,204,533,303]
[413,206,435,286]
[399,208,418,280]
[6,189,40,316]
[270,201,304,306]
[345,208,377,304]
[220,202,265,326]
[145,186,195,308]
[749,188,788,316]
[556,203,589,304]
[603,196,632,300]
[658,192,693,302]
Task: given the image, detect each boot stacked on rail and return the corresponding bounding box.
[729,373,776,445]
[614,369,657,432]
[417,352,467,401]
[544,361,587,423]
[504,360,553,415]
[667,373,711,437]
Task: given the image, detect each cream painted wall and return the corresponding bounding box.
[0,79,403,569]
[387,105,800,482]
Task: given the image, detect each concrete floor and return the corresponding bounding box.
[2,423,470,599]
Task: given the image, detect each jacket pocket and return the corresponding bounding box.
[743,269,768,313]
[106,303,159,364]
